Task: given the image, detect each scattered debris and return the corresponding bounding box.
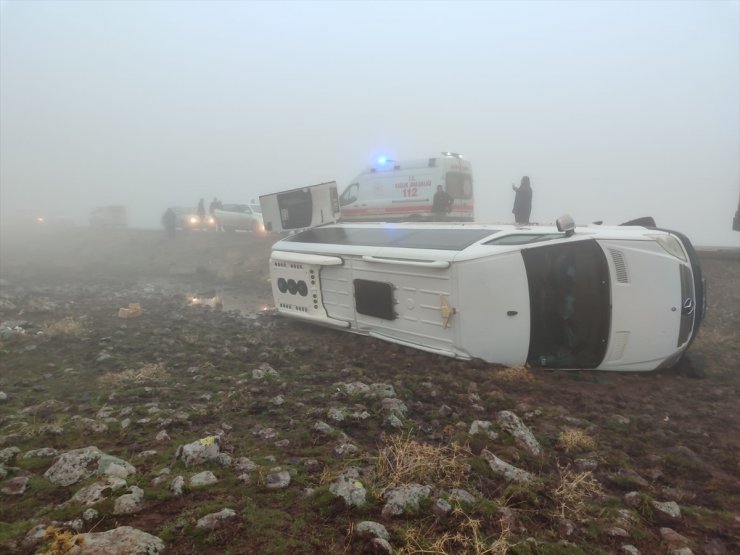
[117,302,142,319]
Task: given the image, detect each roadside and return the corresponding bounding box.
[0,228,738,554]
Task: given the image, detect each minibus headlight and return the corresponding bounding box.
[648,234,686,261]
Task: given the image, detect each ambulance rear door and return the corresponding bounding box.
[260,181,340,232]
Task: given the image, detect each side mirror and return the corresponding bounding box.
[556,214,576,237]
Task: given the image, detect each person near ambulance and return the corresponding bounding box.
[432,185,454,221]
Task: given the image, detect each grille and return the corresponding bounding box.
[608,331,630,361]
[609,249,629,284]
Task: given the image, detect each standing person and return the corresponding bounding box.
[197,198,206,229]
[162,208,176,238]
[512,176,532,224]
[432,185,454,221]
[209,197,221,231]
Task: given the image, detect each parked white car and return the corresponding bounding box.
[168,207,217,231]
[266,216,705,372]
[214,204,265,234]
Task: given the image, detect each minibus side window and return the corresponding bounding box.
[340,183,359,206]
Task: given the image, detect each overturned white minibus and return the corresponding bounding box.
[265,214,705,371]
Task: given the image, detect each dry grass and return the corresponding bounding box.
[399,508,510,555]
[182,332,200,345]
[494,367,535,383]
[557,428,597,453]
[42,318,85,338]
[375,433,471,494]
[98,362,169,387]
[552,463,603,520]
[42,526,84,554]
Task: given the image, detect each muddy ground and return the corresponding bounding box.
[0,227,738,554]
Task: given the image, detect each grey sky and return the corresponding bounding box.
[1,0,738,246]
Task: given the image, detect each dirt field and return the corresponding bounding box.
[0,227,738,554]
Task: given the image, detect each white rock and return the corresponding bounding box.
[433,498,452,518]
[370,537,393,554]
[266,470,291,489]
[329,468,367,508]
[381,398,407,418]
[327,407,346,422]
[190,470,218,487]
[606,527,630,537]
[70,526,165,554]
[176,437,221,466]
[67,477,127,506]
[370,383,396,398]
[113,486,145,515]
[385,415,403,429]
[481,449,533,483]
[497,410,542,457]
[449,488,477,505]
[82,508,99,521]
[652,500,681,519]
[171,475,185,495]
[196,508,237,530]
[217,453,233,466]
[314,421,335,435]
[0,447,20,464]
[1,476,29,495]
[355,521,389,541]
[44,447,136,486]
[24,447,59,459]
[469,420,498,439]
[340,382,370,397]
[104,461,136,480]
[234,457,257,472]
[382,483,433,518]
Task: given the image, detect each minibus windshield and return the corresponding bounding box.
[522,239,610,368]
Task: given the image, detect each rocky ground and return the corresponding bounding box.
[0,227,738,555]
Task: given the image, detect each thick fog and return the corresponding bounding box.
[1,0,738,246]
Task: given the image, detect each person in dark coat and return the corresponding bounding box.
[162,208,176,238]
[512,176,532,224]
[432,185,454,220]
[209,197,222,231]
[197,198,206,229]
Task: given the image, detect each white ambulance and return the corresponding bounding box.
[338,152,474,222]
